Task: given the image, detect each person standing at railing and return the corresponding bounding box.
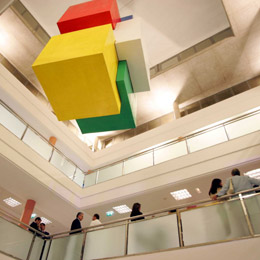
[40,223,49,236]
[212,168,260,200]
[209,178,223,199]
[90,213,102,226]
[29,216,41,234]
[130,202,144,221]
[70,212,84,234]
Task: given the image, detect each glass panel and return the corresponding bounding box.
[97,162,123,183]
[181,200,250,246]
[47,233,84,260]
[50,150,76,179]
[29,236,44,260]
[225,113,260,139]
[0,104,26,138]
[83,225,125,260]
[124,152,153,175]
[84,171,97,187]
[154,141,188,164]
[243,194,260,234]
[41,240,50,260]
[128,214,179,254]
[22,128,53,160]
[187,126,228,153]
[0,217,34,260]
[73,168,85,187]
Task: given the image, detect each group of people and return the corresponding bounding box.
[30,168,258,236]
[209,168,260,199]
[70,202,145,234]
[29,217,49,236]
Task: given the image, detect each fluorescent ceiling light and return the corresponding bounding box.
[41,217,52,224]
[3,197,21,207]
[245,168,260,179]
[113,205,131,214]
[170,189,192,200]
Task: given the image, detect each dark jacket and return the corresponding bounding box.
[29,222,40,235]
[70,218,82,234]
[130,210,144,222]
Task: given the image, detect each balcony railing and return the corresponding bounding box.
[1,187,260,260]
[1,99,260,188]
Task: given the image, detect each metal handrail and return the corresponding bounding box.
[0,186,259,260]
[49,185,260,238]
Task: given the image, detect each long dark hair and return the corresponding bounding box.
[131,203,141,214]
[209,178,222,195]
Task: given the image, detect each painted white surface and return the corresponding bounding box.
[115,18,150,92]
[111,236,260,260]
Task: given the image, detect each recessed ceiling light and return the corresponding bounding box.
[195,188,202,194]
[170,189,192,200]
[31,213,37,219]
[245,168,260,179]
[113,205,131,214]
[3,197,21,207]
[106,210,114,217]
[41,217,52,224]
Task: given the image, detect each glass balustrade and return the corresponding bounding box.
[0,103,27,139]
[0,217,35,260]
[154,140,187,164]
[1,100,260,189]
[181,199,250,246]
[0,192,260,260]
[83,225,126,260]
[128,214,179,254]
[50,150,76,180]
[124,152,153,175]
[97,162,123,183]
[47,233,84,260]
[22,127,53,161]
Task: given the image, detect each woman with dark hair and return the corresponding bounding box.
[209,178,223,199]
[130,202,144,222]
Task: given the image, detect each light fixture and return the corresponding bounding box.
[3,197,21,207]
[195,188,202,194]
[113,205,131,214]
[41,217,52,224]
[106,210,114,217]
[244,168,260,179]
[31,213,37,219]
[170,189,192,200]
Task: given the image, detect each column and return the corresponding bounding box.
[173,101,181,119]
[19,199,36,229]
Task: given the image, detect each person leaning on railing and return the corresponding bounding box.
[212,168,260,200]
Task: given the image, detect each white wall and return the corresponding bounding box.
[113,237,260,260]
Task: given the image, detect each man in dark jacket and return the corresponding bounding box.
[70,212,84,234]
[29,217,41,234]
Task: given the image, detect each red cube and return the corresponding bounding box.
[57,0,120,34]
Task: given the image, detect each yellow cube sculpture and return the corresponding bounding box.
[32,24,120,121]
